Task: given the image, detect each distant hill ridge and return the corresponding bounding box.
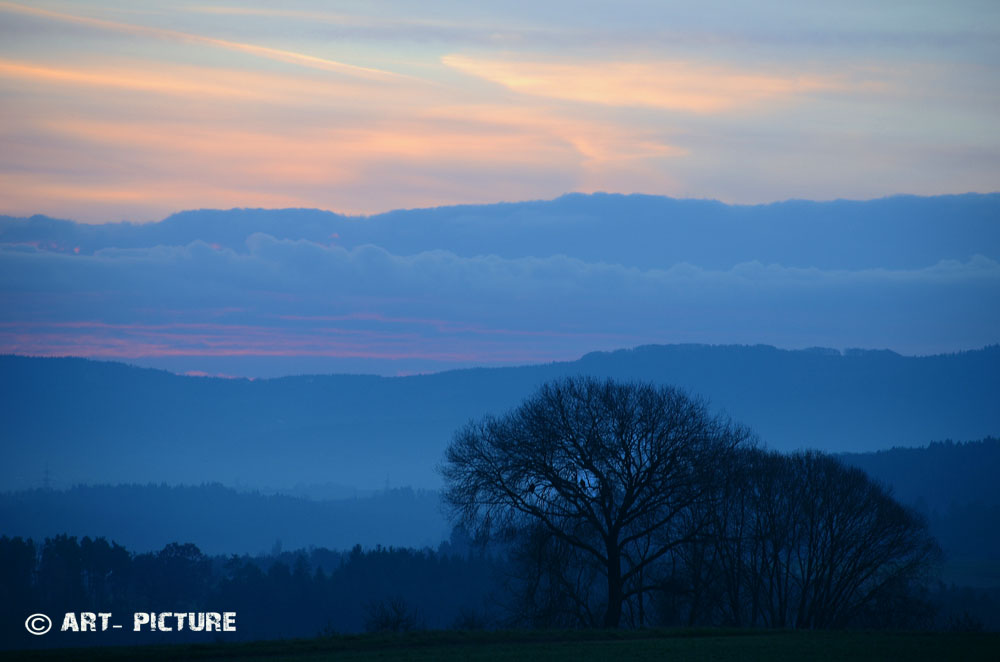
[839,437,1000,507]
[1,343,998,492]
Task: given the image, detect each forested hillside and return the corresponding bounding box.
[2,345,997,491]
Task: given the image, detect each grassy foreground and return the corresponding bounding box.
[7,628,1000,662]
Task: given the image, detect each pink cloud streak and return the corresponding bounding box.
[0,319,608,365]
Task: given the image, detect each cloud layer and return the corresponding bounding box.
[2,215,997,375]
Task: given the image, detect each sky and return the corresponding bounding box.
[0,1,998,376]
[0,0,998,223]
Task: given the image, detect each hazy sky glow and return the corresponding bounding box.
[1,0,998,222]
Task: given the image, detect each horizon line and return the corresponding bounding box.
[3,341,997,382]
[3,190,998,226]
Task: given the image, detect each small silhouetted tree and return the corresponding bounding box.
[441,376,752,628]
[364,596,420,633]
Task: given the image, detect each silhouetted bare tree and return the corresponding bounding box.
[441,376,752,628]
[788,451,940,628]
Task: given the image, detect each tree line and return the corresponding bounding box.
[0,533,499,649]
[0,523,991,650]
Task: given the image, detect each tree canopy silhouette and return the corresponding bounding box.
[441,376,752,628]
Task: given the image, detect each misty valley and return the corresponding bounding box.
[1,348,999,652]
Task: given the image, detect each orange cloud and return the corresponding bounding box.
[442,55,839,113]
[0,171,318,217]
[0,112,573,220]
[0,1,413,82]
[41,117,568,167]
[0,57,407,109]
[422,104,687,193]
[0,60,265,100]
[32,107,685,200]
[1,95,687,220]
[186,5,480,31]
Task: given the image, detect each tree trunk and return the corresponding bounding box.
[604,543,623,628]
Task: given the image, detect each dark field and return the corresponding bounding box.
[7,629,1000,662]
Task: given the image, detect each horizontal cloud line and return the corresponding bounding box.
[442,54,850,113]
[0,1,416,82]
[4,234,1000,293]
[2,233,996,364]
